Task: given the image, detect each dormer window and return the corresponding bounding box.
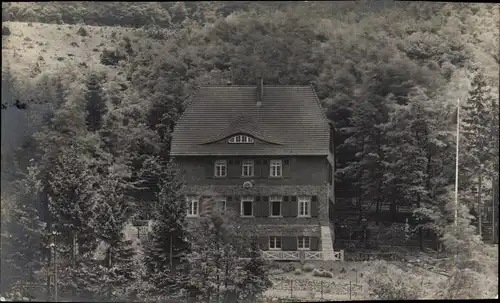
[228,135,254,144]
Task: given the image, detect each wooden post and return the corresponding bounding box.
[169,235,173,268]
[290,279,293,297]
[349,281,352,300]
[72,231,77,268]
[478,173,483,238]
[320,281,324,299]
[52,231,58,303]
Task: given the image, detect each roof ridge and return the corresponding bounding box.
[175,86,200,126]
[309,84,330,125]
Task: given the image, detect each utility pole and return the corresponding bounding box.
[454,98,460,227]
[51,230,58,303]
[478,167,483,238]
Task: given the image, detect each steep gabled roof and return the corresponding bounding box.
[170,85,330,156]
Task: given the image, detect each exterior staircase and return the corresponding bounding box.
[321,225,336,261]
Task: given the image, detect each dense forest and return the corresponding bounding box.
[1,1,499,301]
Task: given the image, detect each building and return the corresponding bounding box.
[170,78,338,261]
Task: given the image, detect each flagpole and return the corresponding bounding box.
[455,98,460,227]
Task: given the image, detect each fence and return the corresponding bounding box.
[266,276,363,301]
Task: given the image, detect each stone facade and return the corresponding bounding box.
[178,156,336,259]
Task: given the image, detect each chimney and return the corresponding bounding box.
[256,77,263,107]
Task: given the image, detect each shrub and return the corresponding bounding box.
[70,41,79,47]
[24,37,32,41]
[100,48,126,66]
[2,26,11,36]
[363,260,421,300]
[293,268,302,275]
[77,26,88,36]
[312,269,334,278]
[302,263,315,272]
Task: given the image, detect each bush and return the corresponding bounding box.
[2,26,11,36]
[302,263,315,272]
[293,268,302,275]
[312,269,334,278]
[77,26,88,36]
[363,260,421,300]
[100,48,126,66]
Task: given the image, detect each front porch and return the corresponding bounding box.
[260,249,344,261]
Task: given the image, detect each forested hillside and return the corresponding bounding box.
[1,1,499,301]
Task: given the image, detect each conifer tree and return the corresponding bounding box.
[461,66,498,238]
[84,72,107,132]
[143,157,190,300]
[186,206,271,302]
[0,166,46,295]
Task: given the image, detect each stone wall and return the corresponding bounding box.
[181,184,329,224]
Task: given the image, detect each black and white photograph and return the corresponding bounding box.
[1,1,498,302]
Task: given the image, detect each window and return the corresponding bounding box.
[298,196,311,217]
[216,197,226,212]
[297,236,310,250]
[214,160,227,177]
[270,160,282,177]
[228,135,254,144]
[269,236,282,250]
[241,196,254,217]
[269,195,282,217]
[242,160,254,177]
[136,225,149,242]
[187,196,199,217]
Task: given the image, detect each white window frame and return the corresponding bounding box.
[214,160,227,177]
[216,196,226,212]
[270,160,282,177]
[298,196,311,217]
[137,225,149,242]
[269,195,283,217]
[242,159,254,177]
[228,135,254,144]
[297,236,311,250]
[269,236,282,250]
[240,196,254,217]
[186,196,199,217]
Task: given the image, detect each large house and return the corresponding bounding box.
[170,78,338,261]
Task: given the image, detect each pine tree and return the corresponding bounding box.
[143,157,190,300]
[461,67,498,238]
[84,72,107,132]
[0,165,46,296]
[185,207,271,302]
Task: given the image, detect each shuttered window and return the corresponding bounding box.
[241,196,254,217]
[270,160,282,177]
[216,197,226,212]
[298,196,311,217]
[269,236,282,250]
[242,160,254,177]
[269,195,282,217]
[214,160,227,177]
[186,196,199,217]
[297,236,311,250]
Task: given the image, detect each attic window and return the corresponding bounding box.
[228,135,254,144]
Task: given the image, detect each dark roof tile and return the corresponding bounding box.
[171,85,329,156]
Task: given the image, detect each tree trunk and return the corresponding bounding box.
[417,194,423,251]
